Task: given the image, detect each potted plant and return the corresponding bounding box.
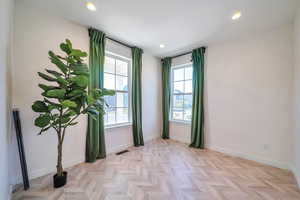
[32,39,114,188]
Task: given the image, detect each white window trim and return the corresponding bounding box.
[104,52,132,128]
[105,122,132,130]
[170,62,193,124]
[169,119,191,125]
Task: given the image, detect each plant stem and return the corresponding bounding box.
[57,139,63,177]
[56,108,64,177]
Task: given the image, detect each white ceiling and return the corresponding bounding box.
[20,0,299,57]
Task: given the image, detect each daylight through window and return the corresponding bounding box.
[103,54,131,126]
[171,64,193,122]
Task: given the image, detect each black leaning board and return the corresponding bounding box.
[13,109,30,190]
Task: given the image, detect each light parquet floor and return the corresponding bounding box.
[12,139,300,200]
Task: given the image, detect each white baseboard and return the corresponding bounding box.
[290,164,300,187]
[12,157,84,185]
[207,145,290,170]
[170,137,290,170]
[12,134,160,186]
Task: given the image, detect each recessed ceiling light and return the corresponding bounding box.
[86,2,96,11]
[160,44,165,48]
[232,11,241,20]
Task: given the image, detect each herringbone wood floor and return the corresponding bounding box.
[13,139,300,200]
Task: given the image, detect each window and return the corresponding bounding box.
[103,53,131,126]
[171,64,193,122]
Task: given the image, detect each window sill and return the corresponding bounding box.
[105,122,132,130]
[169,120,191,125]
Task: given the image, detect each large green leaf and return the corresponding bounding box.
[70,63,89,72]
[38,72,56,82]
[32,101,48,112]
[46,89,66,98]
[60,116,71,124]
[56,76,68,87]
[65,110,77,117]
[38,84,59,91]
[92,89,115,99]
[46,69,63,77]
[72,75,88,88]
[49,51,68,74]
[101,88,115,96]
[35,114,51,128]
[66,39,72,49]
[67,89,85,97]
[70,49,87,57]
[60,43,71,55]
[71,67,90,76]
[48,104,58,111]
[61,100,77,108]
[87,95,94,105]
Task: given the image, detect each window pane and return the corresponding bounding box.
[173,68,184,81]
[116,75,128,91]
[104,73,115,90]
[116,108,128,123]
[173,95,183,108]
[184,80,192,93]
[174,81,184,94]
[185,67,193,80]
[106,108,116,125]
[184,109,192,121]
[116,60,128,76]
[172,109,183,120]
[184,95,193,109]
[104,94,116,107]
[116,92,128,107]
[104,56,115,74]
[104,113,108,124]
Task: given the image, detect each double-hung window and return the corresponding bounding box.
[103,53,131,126]
[170,64,193,122]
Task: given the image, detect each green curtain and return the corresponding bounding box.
[190,47,206,149]
[161,57,172,139]
[131,47,144,146]
[86,28,107,162]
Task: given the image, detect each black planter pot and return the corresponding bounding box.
[53,171,67,188]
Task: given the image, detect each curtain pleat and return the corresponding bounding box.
[161,57,172,139]
[131,47,144,146]
[190,47,206,149]
[86,28,107,162]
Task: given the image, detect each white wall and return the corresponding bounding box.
[11,1,161,184]
[293,8,300,185]
[170,24,294,169]
[0,0,14,198]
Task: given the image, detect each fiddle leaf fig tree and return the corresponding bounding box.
[32,39,114,177]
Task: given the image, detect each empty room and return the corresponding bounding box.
[1,0,300,199]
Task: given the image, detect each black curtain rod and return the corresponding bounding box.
[162,47,206,61]
[106,37,134,49]
[170,51,192,59]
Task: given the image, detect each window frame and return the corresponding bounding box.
[103,51,132,128]
[170,62,193,124]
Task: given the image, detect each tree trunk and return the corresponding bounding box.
[57,141,63,176]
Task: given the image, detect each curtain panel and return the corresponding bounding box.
[161,57,172,139]
[86,28,107,162]
[190,47,206,149]
[131,47,144,146]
